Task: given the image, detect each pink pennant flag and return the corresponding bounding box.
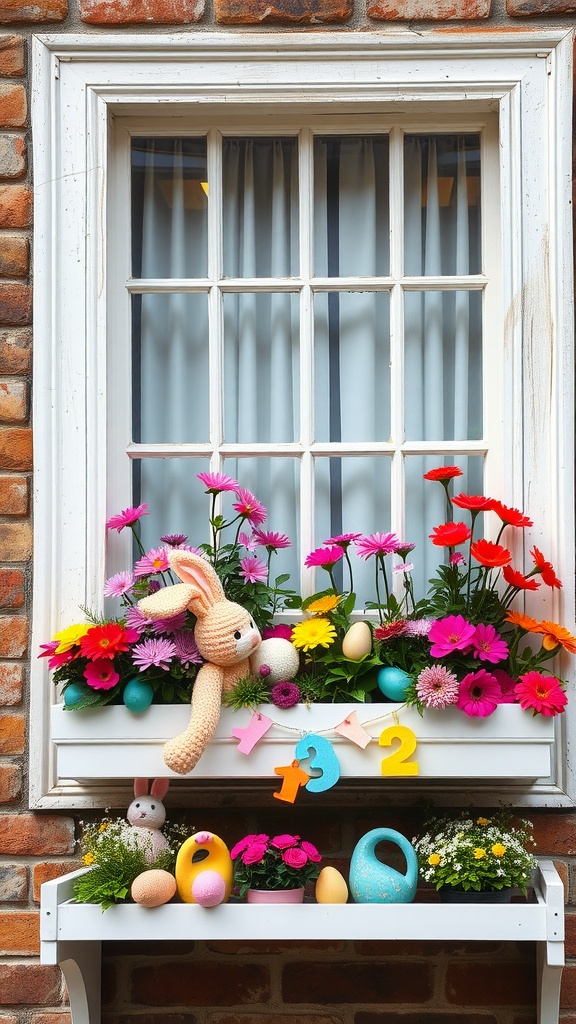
[333,711,372,749]
[232,711,273,755]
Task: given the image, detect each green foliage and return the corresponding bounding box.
[223,675,271,711]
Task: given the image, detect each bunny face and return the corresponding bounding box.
[127,795,167,830]
[194,601,261,668]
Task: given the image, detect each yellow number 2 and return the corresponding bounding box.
[378,725,419,776]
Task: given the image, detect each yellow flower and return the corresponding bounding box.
[428,853,441,866]
[306,595,342,614]
[291,617,337,652]
[476,817,490,826]
[98,823,110,832]
[473,848,486,859]
[492,843,506,857]
[83,852,95,865]
[54,622,92,653]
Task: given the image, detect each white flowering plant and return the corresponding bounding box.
[413,810,537,894]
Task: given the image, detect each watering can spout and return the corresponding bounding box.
[349,828,418,904]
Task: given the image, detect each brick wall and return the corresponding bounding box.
[0,1,575,1022]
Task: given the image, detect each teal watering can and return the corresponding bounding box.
[349,828,418,904]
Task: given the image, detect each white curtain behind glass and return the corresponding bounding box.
[133,133,481,606]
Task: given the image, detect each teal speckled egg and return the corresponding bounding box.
[63,682,89,707]
[123,678,154,713]
[377,666,411,701]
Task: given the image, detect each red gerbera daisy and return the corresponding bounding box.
[502,564,540,591]
[452,493,496,512]
[530,546,563,589]
[470,539,512,568]
[429,522,472,547]
[423,466,463,482]
[491,501,533,528]
[79,623,139,661]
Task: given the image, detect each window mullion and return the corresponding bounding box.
[208,129,224,459]
[389,125,405,538]
[299,126,315,596]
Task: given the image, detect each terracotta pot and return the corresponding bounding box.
[246,887,305,904]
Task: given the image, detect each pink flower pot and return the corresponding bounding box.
[246,887,305,904]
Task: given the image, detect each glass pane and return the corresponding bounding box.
[131,138,208,279]
[134,457,211,554]
[405,454,484,600]
[314,291,390,443]
[132,293,209,444]
[315,456,392,609]
[404,135,481,276]
[223,292,299,444]
[223,138,299,278]
[314,136,390,277]
[404,290,482,442]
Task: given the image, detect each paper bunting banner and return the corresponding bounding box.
[333,711,372,749]
[232,711,273,754]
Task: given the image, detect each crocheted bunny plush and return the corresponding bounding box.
[139,551,262,775]
[125,777,170,863]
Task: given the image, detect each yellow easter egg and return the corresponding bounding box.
[131,869,177,908]
[315,866,349,904]
[342,621,372,660]
[175,831,233,905]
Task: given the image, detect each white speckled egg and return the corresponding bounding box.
[131,869,177,908]
[342,621,372,660]
[315,866,349,904]
[251,637,300,683]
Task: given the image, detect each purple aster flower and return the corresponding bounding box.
[355,532,400,559]
[131,637,176,672]
[106,503,149,532]
[124,605,148,634]
[197,471,239,493]
[160,533,188,547]
[150,611,187,635]
[172,628,203,667]
[395,541,416,558]
[103,571,134,598]
[450,551,466,567]
[133,547,170,578]
[404,618,434,637]
[270,680,301,708]
[240,555,268,584]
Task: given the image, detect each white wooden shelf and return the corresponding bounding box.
[40,859,564,1024]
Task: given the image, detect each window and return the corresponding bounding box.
[31,31,574,808]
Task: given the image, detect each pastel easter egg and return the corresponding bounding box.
[315,866,349,904]
[63,682,89,707]
[131,869,177,908]
[377,666,411,701]
[251,637,300,683]
[123,677,154,713]
[342,621,372,660]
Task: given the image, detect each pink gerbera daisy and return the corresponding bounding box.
[457,669,502,718]
[239,531,259,551]
[324,532,362,549]
[131,637,176,672]
[133,547,170,578]
[514,672,568,717]
[106,503,149,532]
[304,545,344,570]
[197,471,238,493]
[240,555,268,584]
[252,528,291,551]
[103,571,134,598]
[233,488,267,527]
[38,642,77,671]
[428,615,476,658]
[355,533,400,559]
[471,623,509,664]
[416,665,459,708]
[83,659,120,691]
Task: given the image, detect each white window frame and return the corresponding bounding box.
[30,30,574,810]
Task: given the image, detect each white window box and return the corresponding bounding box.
[51,702,554,784]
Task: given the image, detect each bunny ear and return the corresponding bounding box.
[168,552,225,616]
[150,778,170,801]
[133,778,149,797]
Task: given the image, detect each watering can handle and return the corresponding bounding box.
[365,828,419,881]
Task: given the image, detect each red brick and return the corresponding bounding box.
[0,661,22,702]
[105,1018,194,1024]
[445,961,535,1006]
[132,964,270,1006]
[0,813,75,855]
[532,812,576,856]
[0,0,67,20]
[215,0,351,22]
[368,0,490,14]
[0,185,31,227]
[207,939,346,954]
[0,614,27,655]
[0,864,27,901]
[33,861,81,902]
[566,911,576,957]
[0,712,25,752]
[0,37,24,76]
[0,282,31,325]
[0,477,28,516]
[31,1016,72,1024]
[0,135,26,179]
[0,380,27,420]
[0,84,25,128]
[561,964,576,1009]
[507,0,576,10]
[0,765,22,802]
[0,522,32,559]
[0,964,61,1004]
[0,329,30,372]
[81,0,203,23]
[282,961,434,1003]
[0,238,28,278]
[0,427,32,469]
[0,1016,18,1024]
[0,910,39,953]
[0,568,24,607]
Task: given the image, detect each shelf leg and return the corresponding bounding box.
[537,941,563,1024]
[57,940,102,1024]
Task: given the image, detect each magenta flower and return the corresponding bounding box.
[270,834,299,850]
[394,541,416,558]
[304,545,344,570]
[252,527,291,551]
[493,668,518,703]
[131,637,176,672]
[150,611,187,635]
[262,624,294,641]
[233,488,267,527]
[300,840,322,862]
[197,471,238,493]
[106,503,149,532]
[103,571,134,598]
[457,669,502,717]
[239,531,258,551]
[393,562,413,574]
[230,834,269,859]
[124,605,148,634]
[355,532,400,559]
[428,615,476,658]
[324,532,362,549]
[242,841,269,865]
[38,642,77,671]
[240,555,268,584]
[416,665,459,709]
[133,547,170,578]
[472,624,509,664]
[283,847,308,869]
[83,659,120,691]
[160,533,188,547]
[450,551,466,567]
[172,629,203,667]
[270,680,301,708]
